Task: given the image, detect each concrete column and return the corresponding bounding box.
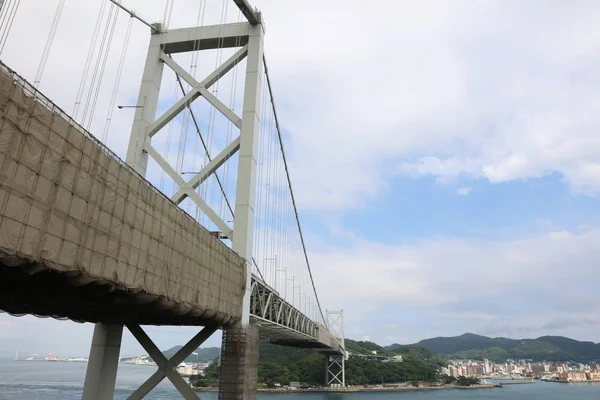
[219,325,259,400]
[82,324,124,400]
[220,20,264,400]
[231,21,264,326]
[83,29,164,399]
[125,29,164,175]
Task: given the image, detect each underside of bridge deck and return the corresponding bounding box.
[265,338,344,356]
[0,261,224,326]
[0,62,246,328]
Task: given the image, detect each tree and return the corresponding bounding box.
[189,375,208,387]
[258,362,293,387]
[456,376,480,386]
[203,357,220,380]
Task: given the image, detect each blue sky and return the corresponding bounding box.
[2,0,600,359]
[339,174,600,242]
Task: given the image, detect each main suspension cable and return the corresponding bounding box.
[34,0,66,88]
[102,15,133,143]
[0,0,20,56]
[162,0,174,30]
[263,54,326,325]
[82,2,119,131]
[73,0,107,119]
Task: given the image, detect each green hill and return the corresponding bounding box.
[199,338,446,387]
[391,333,600,362]
[413,333,525,353]
[537,336,600,359]
[162,345,220,363]
[345,339,394,356]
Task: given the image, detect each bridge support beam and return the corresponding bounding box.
[219,325,259,400]
[326,355,345,387]
[325,310,346,387]
[127,324,218,400]
[83,23,166,399]
[91,6,267,399]
[82,324,123,400]
[220,15,265,400]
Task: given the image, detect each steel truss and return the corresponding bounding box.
[250,275,316,339]
[83,17,265,399]
[127,325,218,399]
[326,310,346,387]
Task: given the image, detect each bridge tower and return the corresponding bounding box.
[82,4,265,399]
[326,310,346,387]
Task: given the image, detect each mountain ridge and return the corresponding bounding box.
[386,333,600,362]
[156,332,599,364]
[162,345,220,363]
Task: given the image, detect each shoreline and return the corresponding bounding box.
[195,384,499,393]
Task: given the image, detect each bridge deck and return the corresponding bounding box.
[0,63,245,326]
[250,276,343,355]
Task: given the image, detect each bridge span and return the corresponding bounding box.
[0,58,344,346]
[0,6,346,393]
[0,0,348,397]
[0,62,246,327]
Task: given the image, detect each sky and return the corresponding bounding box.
[2,0,600,358]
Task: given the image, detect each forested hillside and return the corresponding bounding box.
[385,333,600,362]
[200,338,446,387]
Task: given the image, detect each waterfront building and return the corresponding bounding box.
[587,372,600,381]
[532,363,546,374]
[449,366,459,377]
[558,372,587,381]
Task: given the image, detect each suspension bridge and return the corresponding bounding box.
[0,0,346,398]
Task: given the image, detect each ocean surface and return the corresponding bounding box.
[1,358,600,399]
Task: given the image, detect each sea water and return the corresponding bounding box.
[1,359,599,399]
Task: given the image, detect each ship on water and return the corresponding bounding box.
[15,351,58,361]
[15,351,37,361]
[14,350,88,363]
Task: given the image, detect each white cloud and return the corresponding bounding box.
[390,1,600,192]
[5,0,600,212]
[384,334,410,344]
[310,226,600,342]
[440,312,498,321]
[262,0,600,207]
[456,186,472,196]
[3,0,600,352]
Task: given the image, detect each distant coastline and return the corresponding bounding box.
[195,383,500,393]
